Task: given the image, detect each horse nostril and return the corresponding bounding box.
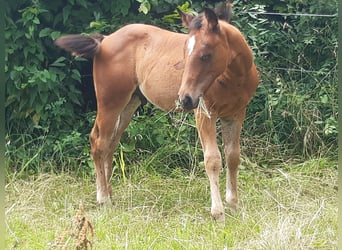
[180,95,193,110]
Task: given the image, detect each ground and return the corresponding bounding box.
[5,158,338,249]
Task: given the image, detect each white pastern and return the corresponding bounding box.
[187,35,196,56]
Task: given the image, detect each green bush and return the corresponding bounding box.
[5,0,337,176]
[120,104,201,173]
[233,1,337,159]
[5,0,151,173]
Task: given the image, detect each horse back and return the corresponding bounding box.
[96,24,187,111]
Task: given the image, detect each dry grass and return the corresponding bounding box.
[5,158,338,249]
[49,202,94,250]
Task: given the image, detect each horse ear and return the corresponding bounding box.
[214,0,233,23]
[203,7,219,33]
[177,8,194,28]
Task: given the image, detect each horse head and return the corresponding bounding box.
[177,5,231,110]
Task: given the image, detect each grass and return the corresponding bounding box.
[5,158,338,249]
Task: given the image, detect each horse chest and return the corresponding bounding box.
[205,79,251,117]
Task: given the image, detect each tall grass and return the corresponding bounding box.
[5,158,337,249]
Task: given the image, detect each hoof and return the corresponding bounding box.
[226,200,238,214]
[97,198,112,210]
[226,195,238,212]
[211,209,225,223]
[97,192,111,205]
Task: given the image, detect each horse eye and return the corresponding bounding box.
[200,54,211,62]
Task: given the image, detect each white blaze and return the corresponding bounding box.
[187,35,196,56]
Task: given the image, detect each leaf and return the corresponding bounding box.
[50,57,66,67]
[39,91,49,105]
[71,69,81,81]
[5,95,17,107]
[50,31,61,40]
[35,103,44,113]
[62,5,72,24]
[320,95,328,104]
[138,1,151,14]
[90,21,102,28]
[49,72,57,82]
[10,70,18,81]
[69,93,81,106]
[29,89,38,106]
[74,57,88,62]
[32,113,41,125]
[39,28,51,37]
[14,66,24,71]
[121,141,136,152]
[32,17,40,24]
[24,108,34,118]
[19,97,29,113]
[139,5,148,14]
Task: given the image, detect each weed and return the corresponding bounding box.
[49,203,94,250]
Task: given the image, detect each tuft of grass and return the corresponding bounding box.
[5,159,337,249]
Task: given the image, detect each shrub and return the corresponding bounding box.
[5,0,337,176]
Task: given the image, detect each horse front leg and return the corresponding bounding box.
[220,117,243,211]
[195,112,225,222]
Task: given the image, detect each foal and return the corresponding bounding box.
[55,5,259,222]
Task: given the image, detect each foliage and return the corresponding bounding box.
[119,105,202,175]
[5,0,155,173]
[232,0,337,158]
[5,0,338,175]
[5,1,85,133]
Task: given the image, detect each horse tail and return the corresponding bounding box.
[55,34,105,58]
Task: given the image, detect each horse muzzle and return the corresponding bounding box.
[178,94,199,111]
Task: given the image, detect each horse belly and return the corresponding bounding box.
[137,56,183,111]
[139,72,181,111]
[132,28,186,111]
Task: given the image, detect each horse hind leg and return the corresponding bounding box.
[195,112,225,222]
[90,113,116,204]
[220,117,243,211]
[103,94,142,195]
[90,93,142,204]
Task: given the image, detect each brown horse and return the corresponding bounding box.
[55,4,259,222]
